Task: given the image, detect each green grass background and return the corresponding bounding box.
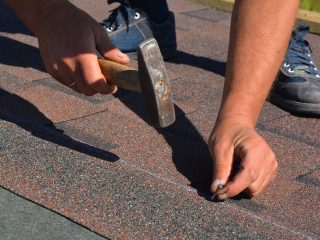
[300,0,320,12]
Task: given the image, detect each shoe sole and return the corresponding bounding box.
[269,93,320,116]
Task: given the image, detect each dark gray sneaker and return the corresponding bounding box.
[100,0,177,60]
[269,24,320,116]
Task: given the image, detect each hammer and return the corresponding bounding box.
[98,38,176,128]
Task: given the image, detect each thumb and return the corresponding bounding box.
[210,143,234,193]
[94,25,129,64]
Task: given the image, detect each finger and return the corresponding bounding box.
[246,171,277,197]
[94,25,129,64]
[210,181,229,201]
[214,183,230,197]
[77,53,117,94]
[51,70,82,94]
[65,80,81,93]
[209,142,234,193]
[222,164,258,199]
[245,153,278,197]
[72,77,96,96]
[61,79,81,93]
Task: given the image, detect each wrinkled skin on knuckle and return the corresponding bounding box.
[214,164,229,173]
[246,167,259,183]
[213,140,230,156]
[210,139,234,168]
[267,151,277,168]
[247,137,266,151]
[261,148,278,175]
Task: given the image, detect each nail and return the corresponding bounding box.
[111,85,118,94]
[210,181,225,201]
[210,190,225,201]
[210,194,216,201]
[217,183,224,191]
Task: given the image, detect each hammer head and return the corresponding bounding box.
[137,38,176,128]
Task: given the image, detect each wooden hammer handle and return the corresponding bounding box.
[98,59,140,92]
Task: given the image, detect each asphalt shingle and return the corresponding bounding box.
[0,0,319,239]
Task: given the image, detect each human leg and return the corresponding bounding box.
[100,0,177,59]
[130,0,170,23]
[270,24,320,115]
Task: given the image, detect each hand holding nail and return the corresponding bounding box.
[208,121,278,200]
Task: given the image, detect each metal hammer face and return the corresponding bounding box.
[98,38,175,128]
[137,38,176,128]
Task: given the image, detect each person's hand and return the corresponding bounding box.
[208,117,278,200]
[33,1,129,95]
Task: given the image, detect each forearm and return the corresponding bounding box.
[218,0,299,126]
[4,0,68,32]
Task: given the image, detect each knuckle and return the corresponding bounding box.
[273,160,279,170]
[214,164,227,173]
[246,186,262,198]
[266,150,278,171]
[266,154,275,165]
[269,151,276,163]
[213,141,231,155]
[214,159,230,172]
[270,150,276,159]
[247,168,259,182]
[212,144,221,157]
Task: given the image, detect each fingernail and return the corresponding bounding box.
[117,51,129,59]
[212,179,224,192]
[111,86,118,94]
[217,193,229,201]
[210,192,221,201]
[210,185,225,201]
[210,180,225,201]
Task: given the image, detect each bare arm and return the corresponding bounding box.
[5,0,129,95]
[210,0,299,199]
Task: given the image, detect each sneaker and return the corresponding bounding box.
[269,24,320,116]
[101,0,177,60]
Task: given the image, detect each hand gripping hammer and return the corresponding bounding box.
[98,38,176,128]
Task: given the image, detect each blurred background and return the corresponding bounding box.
[300,0,320,12]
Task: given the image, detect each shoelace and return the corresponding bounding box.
[283,24,320,78]
[101,0,140,32]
